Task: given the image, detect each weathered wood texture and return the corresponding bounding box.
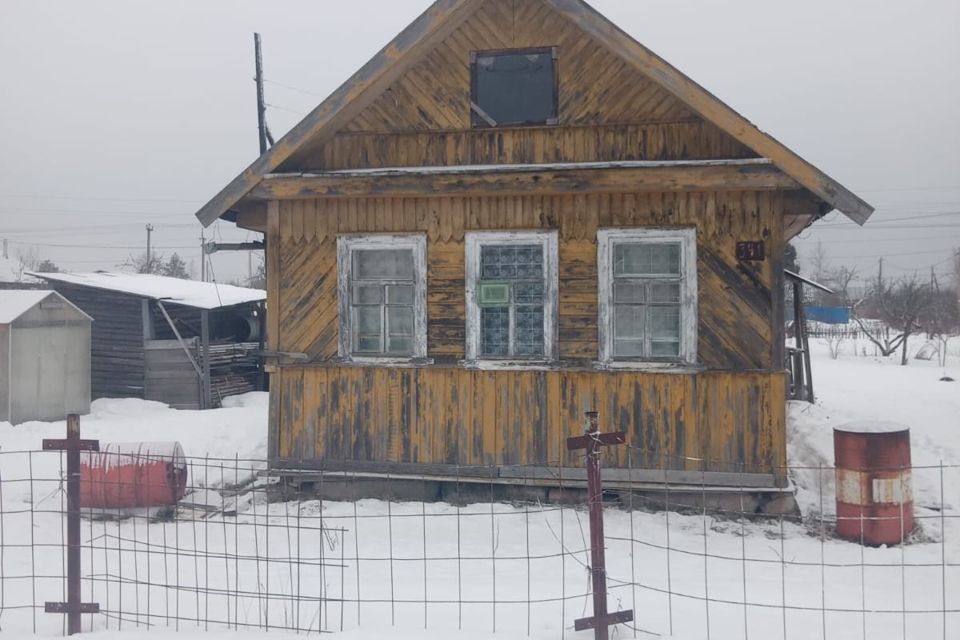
[274,190,782,369]
[273,365,787,476]
[280,0,755,170]
[256,161,796,199]
[144,339,202,410]
[46,282,147,399]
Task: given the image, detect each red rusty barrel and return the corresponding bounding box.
[834,423,913,545]
[80,442,187,509]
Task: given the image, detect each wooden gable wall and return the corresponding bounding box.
[279,0,756,171]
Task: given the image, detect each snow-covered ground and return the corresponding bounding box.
[0,337,957,639]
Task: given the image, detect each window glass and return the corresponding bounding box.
[609,239,688,360]
[472,49,556,127]
[354,249,414,280]
[347,246,417,357]
[477,242,546,358]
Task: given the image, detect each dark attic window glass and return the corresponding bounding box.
[471,47,557,128]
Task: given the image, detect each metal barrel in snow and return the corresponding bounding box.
[834,423,913,546]
[79,442,187,508]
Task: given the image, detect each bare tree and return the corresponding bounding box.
[827,265,858,306]
[122,251,165,275]
[246,255,266,289]
[855,277,936,365]
[920,288,960,367]
[810,241,829,284]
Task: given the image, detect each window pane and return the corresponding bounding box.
[614,243,681,276]
[649,283,681,303]
[387,285,414,305]
[481,244,543,280]
[514,282,544,304]
[614,340,645,357]
[354,249,414,280]
[357,335,381,353]
[651,341,681,357]
[649,306,680,340]
[354,285,383,304]
[480,307,510,357]
[514,306,544,357]
[388,336,413,354]
[387,306,414,336]
[356,307,382,334]
[473,51,555,126]
[613,281,644,304]
[614,305,644,339]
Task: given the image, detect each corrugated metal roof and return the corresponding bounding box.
[29,272,265,310]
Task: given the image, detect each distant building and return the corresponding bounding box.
[0,290,91,424]
[31,272,266,410]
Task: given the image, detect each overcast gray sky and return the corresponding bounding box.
[2,0,958,285]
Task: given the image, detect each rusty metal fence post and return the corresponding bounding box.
[566,411,633,640]
[42,414,100,635]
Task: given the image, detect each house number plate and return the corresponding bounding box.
[736,241,765,261]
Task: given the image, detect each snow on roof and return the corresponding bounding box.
[784,269,834,294]
[29,272,265,310]
[0,257,42,284]
[0,290,87,324]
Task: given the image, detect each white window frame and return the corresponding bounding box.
[465,230,559,364]
[337,233,427,363]
[597,228,698,366]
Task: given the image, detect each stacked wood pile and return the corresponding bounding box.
[208,342,261,405]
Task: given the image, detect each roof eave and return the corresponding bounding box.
[195,0,483,227]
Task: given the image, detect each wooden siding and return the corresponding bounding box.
[47,282,146,399]
[281,0,755,170]
[144,339,202,411]
[273,366,786,476]
[273,191,782,369]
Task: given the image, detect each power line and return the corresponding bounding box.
[5,239,198,250]
[815,210,960,227]
[3,223,200,235]
[265,102,308,116]
[263,78,326,97]
[0,193,204,204]
[858,184,960,193]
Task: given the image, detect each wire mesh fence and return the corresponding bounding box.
[0,444,957,639]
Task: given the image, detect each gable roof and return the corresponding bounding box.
[0,290,91,324]
[195,0,873,227]
[30,272,265,310]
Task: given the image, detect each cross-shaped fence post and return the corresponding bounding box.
[42,414,100,635]
[567,411,633,640]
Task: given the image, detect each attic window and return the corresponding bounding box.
[471,47,558,128]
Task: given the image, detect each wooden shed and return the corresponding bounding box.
[0,290,91,424]
[31,272,265,410]
[194,0,872,501]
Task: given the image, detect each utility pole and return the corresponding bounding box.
[200,230,206,282]
[877,257,884,290]
[145,224,154,267]
[254,33,268,155]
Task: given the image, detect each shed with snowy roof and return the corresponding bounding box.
[193,0,873,507]
[30,272,266,410]
[0,290,91,424]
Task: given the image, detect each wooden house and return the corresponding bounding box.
[31,272,265,410]
[0,290,91,424]
[194,0,872,505]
